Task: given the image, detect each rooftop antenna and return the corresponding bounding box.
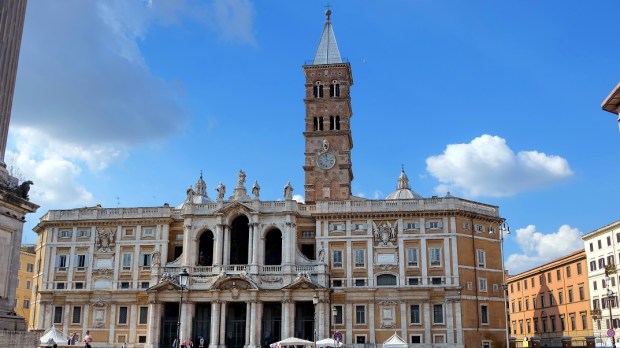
[116,196,120,207]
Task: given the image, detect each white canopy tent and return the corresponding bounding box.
[382,333,407,348]
[316,338,343,347]
[270,337,315,347]
[39,326,68,346]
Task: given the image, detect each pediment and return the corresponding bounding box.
[214,201,256,216]
[210,275,259,291]
[282,272,324,290]
[147,278,181,293]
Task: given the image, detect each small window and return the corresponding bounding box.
[577,262,583,275]
[481,304,489,324]
[139,306,148,325]
[431,277,443,285]
[76,254,87,269]
[123,228,135,237]
[474,224,485,232]
[477,249,486,268]
[75,282,84,289]
[302,231,315,238]
[408,278,420,286]
[410,336,421,344]
[355,305,366,324]
[23,299,30,309]
[142,227,155,237]
[53,306,63,324]
[58,230,72,238]
[56,282,65,289]
[141,253,152,267]
[407,248,419,267]
[427,221,442,230]
[72,306,82,324]
[26,280,31,289]
[56,255,68,269]
[122,253,132,271]
[138,336,147,343]
[120,282,130,289]
[332,279,343,287]
[429,247,442,267]
[332,250,343,268]
[26,263,34,272]
[333,305,343,324]
[462,223,469,230]
[141,281,150,289]
[405,222,420,230]
[377,274,397,286]
[479,278,488,292]
[410,304,421,324]
[354,249,365,268]
[432,304,444,324]
[77,229,91,238]
[354,279,365,287]
[118,306,128,325]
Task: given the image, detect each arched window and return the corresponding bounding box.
[335,115,340,130]
[318,117,324,131]
[313,85,318,98]
[313,117,318,131]
[319,84,324,98]
[330,80,340,97]
[377,274,397,286]
[329,116,335,130]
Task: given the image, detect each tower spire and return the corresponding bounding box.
[313,9,342,65]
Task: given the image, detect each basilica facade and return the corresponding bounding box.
[31,11,507,348]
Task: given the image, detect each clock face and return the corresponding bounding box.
[317,152,336,170]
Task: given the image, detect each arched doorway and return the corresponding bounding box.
[198,230,214,266]
[230,215,249,264]
[264,229,282,265]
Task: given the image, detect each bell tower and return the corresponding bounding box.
[303,10,354,203]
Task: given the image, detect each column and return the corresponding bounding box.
[443,237,451,285]
[209,301,221,348]
[63,303,70,333]
[214,224,223,266]
[368,301,375,344]
[245,302,251,345]
[183,224,192,267]
[108,304,117,345]
[223,225,230,265]
[251,223,259,265]
[255,302,263,348]
[454,301,463,344]
[317,301,325,339]
[248,225,254,267]
[249,301,257,347]
[445,301,454,343]
[345,302,352,344]
[161,224,170,265]
[282,299,291,338]
[146,301,161,348]
[82,303,90,335]
[420,239,428,285]
[219,302,228,346]
[181,301,194,342]
[423,303,431,344]
[282,225,290,264]
[399,302,407,342]
[129,304,138,344]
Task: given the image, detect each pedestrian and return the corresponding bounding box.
[68,332,76,345]
[172,338,178,348]
[181,339,187,348]
[83,329,93,348]
[189,340,194,348]
[199,336,205,348]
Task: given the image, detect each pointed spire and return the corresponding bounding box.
[195,170,206,196]
[397,167,410,190]
[313,9,342,65]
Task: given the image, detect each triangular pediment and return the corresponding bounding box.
[282,272,324,290]
[146,278,181,293]
[214,201,256,216]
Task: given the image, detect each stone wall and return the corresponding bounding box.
[0,330,40,347]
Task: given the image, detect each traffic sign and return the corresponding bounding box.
[334,331,342,341]
[608,329,616,337]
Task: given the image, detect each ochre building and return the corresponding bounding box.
[14,245,35,328]
[31,11,507,348]
[506,250,592,345]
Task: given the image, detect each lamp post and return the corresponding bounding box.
[176,268,190,348]
[313,295,319,348]
[499,223,510,348]
[332,306,337,346]
[608,282,617,348]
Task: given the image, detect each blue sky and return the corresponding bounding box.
[9,0,620,274]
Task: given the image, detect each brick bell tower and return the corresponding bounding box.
[303,10,354,203]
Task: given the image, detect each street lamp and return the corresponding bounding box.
[176,268,190,348]
[499,223,510,348]
[608,284,617,348]
[313,295,319,348]
[332,306,337,346]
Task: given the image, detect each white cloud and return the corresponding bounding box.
[426,135,573,197]
[505,224,583,274]
[292,194,305,204]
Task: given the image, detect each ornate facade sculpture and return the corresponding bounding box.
[216,182,226,201]
[373,221,397,246]
[237,170,246,188]
[252,181,260,200]
[151,250,161,267]
[95,227,115,252]
[284,182,294,200]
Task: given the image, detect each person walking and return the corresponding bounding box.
[83,330,93,348]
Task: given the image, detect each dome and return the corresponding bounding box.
[386,169,422,200]
[176,173,212,208]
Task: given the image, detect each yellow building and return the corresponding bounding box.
[506,250,592,345]
[31,10,508,348]
[14,245,35,329]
